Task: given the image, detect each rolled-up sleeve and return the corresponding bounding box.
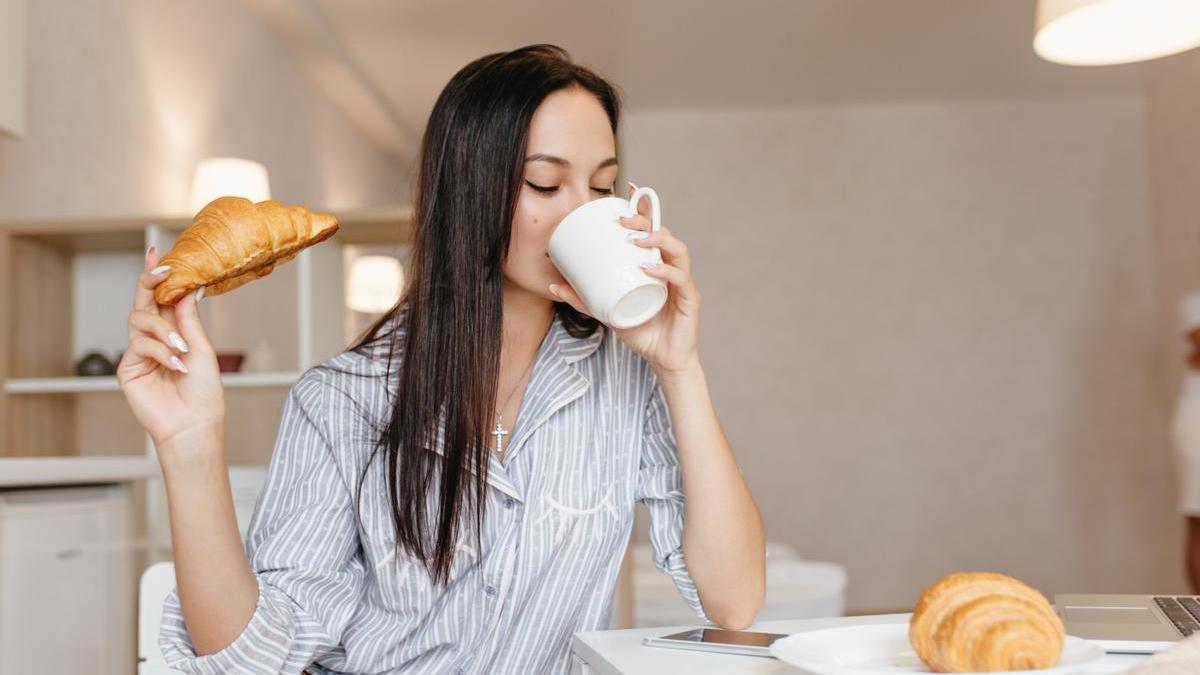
[159,374,367,674]
[635,379,709,623]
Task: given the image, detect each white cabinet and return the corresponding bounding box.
[0,485,134,675]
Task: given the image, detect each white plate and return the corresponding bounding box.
[769,624,1105,675]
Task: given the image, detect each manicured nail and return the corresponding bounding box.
[548,284,560,296]
[627,231,649,240]
[195,287,205,303]
[627,181,638,190]
[150,265,170,276]
[169,356,189,373]
[640,262,658,269]
[146,245,155,260]
[168,331,189,353]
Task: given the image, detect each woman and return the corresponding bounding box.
[119,44,765,675]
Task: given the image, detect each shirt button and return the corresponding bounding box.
[484,585,497,597]
[504,497,516,509]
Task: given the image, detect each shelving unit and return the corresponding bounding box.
[0,205,413,462]
[1,204,412,565]
[4,371,304,394]
[0,201,412,559]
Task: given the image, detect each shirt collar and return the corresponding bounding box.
[554,315,606,365]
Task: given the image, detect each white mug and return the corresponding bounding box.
[548,187,667,329]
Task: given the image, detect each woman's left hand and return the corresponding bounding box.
[550,182,701,377]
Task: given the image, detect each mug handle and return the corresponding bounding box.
[629,187,661,232]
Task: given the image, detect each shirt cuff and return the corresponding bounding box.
[658,547,711,624]
[159,576,299,675]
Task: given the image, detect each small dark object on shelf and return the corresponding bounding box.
[216,352,245,373]
[75,351,116,377]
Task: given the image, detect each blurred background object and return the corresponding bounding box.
[188,157,272,213]
[1034,0,1200,66]
[346,253,403,314]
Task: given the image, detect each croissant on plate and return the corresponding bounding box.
[152,196,339,305]
[909,572,1065,673]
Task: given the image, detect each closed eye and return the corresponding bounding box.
[526,181,613,196]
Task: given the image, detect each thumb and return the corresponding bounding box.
[174,289,214,354]
[549,283,593,319]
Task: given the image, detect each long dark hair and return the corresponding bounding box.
[349,45,618,583]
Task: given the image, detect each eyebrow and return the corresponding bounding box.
[525,153,618,170]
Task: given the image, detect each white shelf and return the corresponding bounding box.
[0,456,158,488]
[3,371,301,394]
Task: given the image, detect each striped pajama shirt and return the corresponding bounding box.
[160,314,707,674]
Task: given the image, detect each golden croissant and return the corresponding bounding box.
[153,196,339,305]
[909,572,1065,672]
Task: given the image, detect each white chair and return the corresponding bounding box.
[139,561,184,675]
[139,468,263,674]
[630,540,847,627]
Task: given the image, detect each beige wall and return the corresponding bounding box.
[1149,51,1200,410]
[0,0,24,137]
[0,0,406,221]
[623,96,1183,610]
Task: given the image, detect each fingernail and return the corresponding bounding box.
[640,262,658,269]
[169,356,189,374]
[627,231,649,241]
[168,331,189,353]
[195,287,205,304]
[150,265,170,276]
[548,284,560,296]
[627,181,638,190]
[146,245,155,260]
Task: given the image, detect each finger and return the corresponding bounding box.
[644,262,700,310]
[127,335,189,374]
[630,229,688,268]
[134,246,171,315]
[128,309,189,354]
[548,283,593,318]
[640,261,694,294]
[618,213,652,232]
[172,289,213,354]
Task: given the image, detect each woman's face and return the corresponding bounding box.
[503,86,619,300]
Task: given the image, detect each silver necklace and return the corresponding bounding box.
[490,348,538,459]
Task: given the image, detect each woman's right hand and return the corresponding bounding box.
[118,246,225,455]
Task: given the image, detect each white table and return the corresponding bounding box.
[571,614,1148,674]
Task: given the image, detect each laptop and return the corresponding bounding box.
[1055,593,1200,654]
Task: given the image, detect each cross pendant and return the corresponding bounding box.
[490,421,509,456]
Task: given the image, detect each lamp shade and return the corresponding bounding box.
[346,255,403,313]
[189,157,271,213]
[1035,0,1200,65]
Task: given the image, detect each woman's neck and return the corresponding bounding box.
[500,280,555,362]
